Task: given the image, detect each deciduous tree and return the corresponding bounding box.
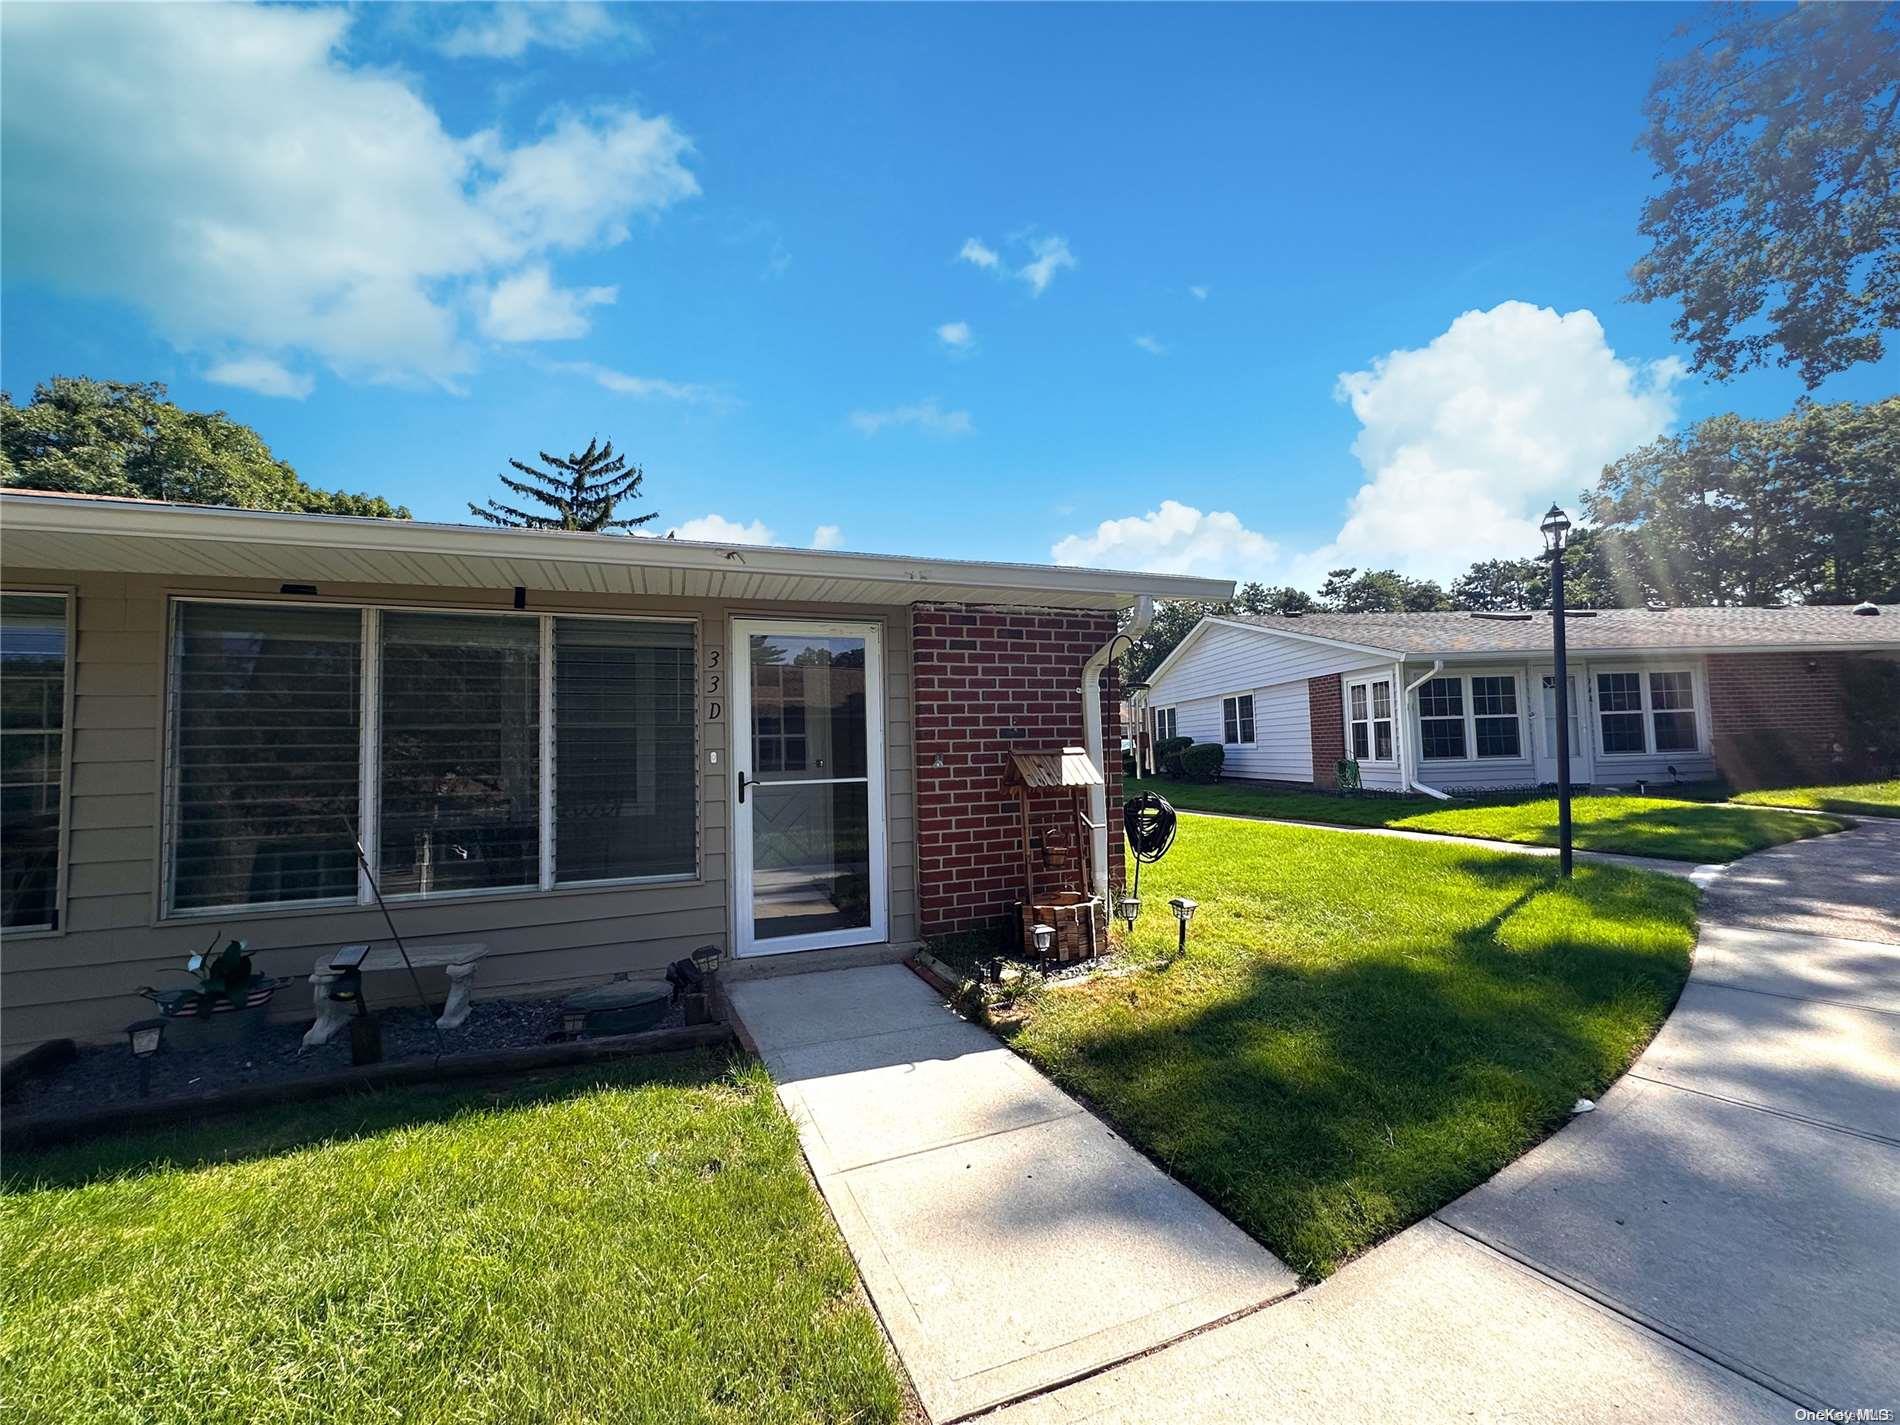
[1630,3,1900,385]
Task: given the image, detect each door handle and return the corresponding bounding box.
[738,770,749,804]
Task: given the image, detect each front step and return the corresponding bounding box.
[720,940,922,982]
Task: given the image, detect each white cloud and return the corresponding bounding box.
[848,398,974,438]
[668,513,775,545]
[957,232,1076,295]
[1189,285,1209,301]
[1132,333,1168,356]
[550,361,715,403]
[810,524,845,549]
[204,355,314,400]
[957,237,1000,270]
[1051,500,1279,578]
[434,2,636,59]
[0,4,697,388]
[1317,301,1684,581]
[480,264,616,341]
[1050,302,1684,590]
[1017,234,1076,296]
[763,238,792,279]
[936,320,974,352]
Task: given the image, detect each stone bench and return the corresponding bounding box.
[302,942,489,1049]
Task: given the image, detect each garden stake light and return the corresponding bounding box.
[1168,897,1197,958]
[126,1017,164,1097]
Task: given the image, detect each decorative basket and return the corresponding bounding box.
[1019,893,1105,963]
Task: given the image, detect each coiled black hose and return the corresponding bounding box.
[1124,792,1178,864]
[1122,792,1177,909]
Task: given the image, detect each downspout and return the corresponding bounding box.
[1083,595,1153,902]
[1400,658,1452,801]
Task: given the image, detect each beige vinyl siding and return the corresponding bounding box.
[1,568,919,1050]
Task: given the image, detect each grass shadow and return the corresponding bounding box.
[3,1048,741,1195]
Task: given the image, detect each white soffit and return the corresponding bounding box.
[0,493,1234,610]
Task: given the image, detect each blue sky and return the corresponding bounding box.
[3,2,1893,586]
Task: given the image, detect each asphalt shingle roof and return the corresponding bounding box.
[1230,605,1900,655]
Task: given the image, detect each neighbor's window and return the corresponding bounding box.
[554,618,696,883]
[1346,677,1394,761]
[170,602,363,912]
[1418,677,1467,760]
[1471,676,1522,758]
[1221,694,1255,745]
[2,593,70,929]
[1154,706,1177,742]
[1597,672,1648,754]
[378,612,540,897]
[1649,671,1698,752]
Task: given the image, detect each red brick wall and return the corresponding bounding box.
[1705,652,1852,788]
[1309,674,1344,788]
[912,604,1123,939]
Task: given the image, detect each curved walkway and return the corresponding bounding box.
[994,815,1899,1423]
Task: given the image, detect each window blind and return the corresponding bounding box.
[171,602,362,910]
[554,618,696,882]
[2,594,68,928]
[378,612,540,897]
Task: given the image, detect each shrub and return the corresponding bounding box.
[1122,748,1137,777]
[1336,758,1363,792]
[1182,742,1226,780]
[1156,735,1194,777]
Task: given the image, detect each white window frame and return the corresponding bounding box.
[1221,693,1255,746]
[1154,706,1178,742]
[162,595,700,919]
[1,588,75,934]
[1343,674,1396,765]
[1415,670,1528,762]
[1593,664,1705,759]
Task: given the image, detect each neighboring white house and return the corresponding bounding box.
[1138,606,1899,794]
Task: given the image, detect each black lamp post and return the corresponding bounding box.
[1540,503,1574,878]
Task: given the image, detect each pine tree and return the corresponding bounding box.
[467,438,656,531]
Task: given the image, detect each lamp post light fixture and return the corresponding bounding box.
[126,1016,165,1097]
[1540,502,1575,879]
[1167,897,1198,957]
[1031,922,1056,957]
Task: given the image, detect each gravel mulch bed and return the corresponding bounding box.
[6,992,688,1125]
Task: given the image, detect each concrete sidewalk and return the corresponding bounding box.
[726,964,1297,1423]
[993,814,1899,1422]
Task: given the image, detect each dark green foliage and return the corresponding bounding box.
[1155,735,1194,777]
[1630,4,1900,386]
[0,378,409,517]
[1181,742,1225,780]
[1122,748,1137,777]
[468,438,656,532]
[1317,567,1452,612]
[1586,397,1900,605]
[1336,758,1362,793]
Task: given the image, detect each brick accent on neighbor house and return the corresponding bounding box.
[1706,652,1853,789]
[1309,674,1344,789]
[912,604,1123,939]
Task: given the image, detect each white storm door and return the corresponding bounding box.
[1533,667,1592,784]
[731,619,887,957]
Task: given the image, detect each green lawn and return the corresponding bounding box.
[1125,775,1845,862]
[1731,779,1900,818]
[1,1052,901,1425]
[1005,813,1698,1279]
